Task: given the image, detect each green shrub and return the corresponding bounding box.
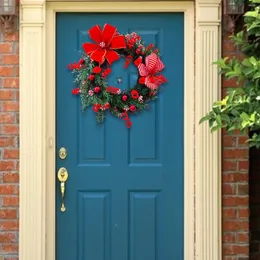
[201,0,260,148]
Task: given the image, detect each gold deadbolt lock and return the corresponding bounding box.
[59,147,67,160]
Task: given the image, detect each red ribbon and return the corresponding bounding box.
[121,111,132,128]
[82,24,126,65]
[124,55,132,68]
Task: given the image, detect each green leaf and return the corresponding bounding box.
[216,115,222,126]
[210,125,221,133]
[253,71,260,79]
[241,112,250,121]
[250,56,257,66]
[199,114,211,124]
[242,59,252,67]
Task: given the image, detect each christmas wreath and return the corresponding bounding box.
[68,23,167,128]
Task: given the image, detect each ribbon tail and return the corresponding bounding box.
[124,56,132,68]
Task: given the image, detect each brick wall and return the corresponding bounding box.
[249,139,260,259]
[0,31,19,260]
[222,32,250,260]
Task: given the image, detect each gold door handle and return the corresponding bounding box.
[57,167,69,212]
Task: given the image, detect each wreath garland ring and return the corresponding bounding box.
[68,23,167,128]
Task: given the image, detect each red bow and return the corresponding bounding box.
[138,53,167,90]
[82,24,126,65]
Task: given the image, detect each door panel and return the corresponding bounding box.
[56,12,184,260]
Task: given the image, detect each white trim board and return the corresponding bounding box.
[19,1,221,260]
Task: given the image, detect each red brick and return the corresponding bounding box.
[238,232,249,243]
[0,67,13,77]
[3,149,19,159]
[223,244,249,255]
[238,136,249,146]
[4,257,19,260]
[0,220,18,230]
[238,208,249,218]
[4,78,19,89]
[223,135,236,146]
[223,77,241,88]
[223,257,237,260]
[4,32,19,41]
[223,149,248,159]
[223,208,237,219]
[0,232,16,243]
[2,196,19,206]
[0,113,15,123]
[223,41,237,52]
[223,220,249,231]
[223,183,236,195]
[223,196,248,207]
[0,43,12,53]
[2,101,19,111]
[222,173,248,183]
[3,55,18,65]
[0,185,18,195]
[238,160,249,171]
[0,90,14,100]
[0,209,16,219]
[3,173,19,183]
[2,243,18,253]
[237,184,248,195]
[3,125,19,135]
[14,67,19,76]
[223,160,237,171]
[223,232,236,243]
[0,137,14,147]
[0,161,15,171]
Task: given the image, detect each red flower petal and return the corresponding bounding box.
[131,90,139,99]
[82,43,99,55]
[91,49,107,64]
[102,24,117,46]
[88,25,102,44]
[106,50,120,65]
[110,35,126,49]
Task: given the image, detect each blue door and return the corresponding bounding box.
[56,13,184,260]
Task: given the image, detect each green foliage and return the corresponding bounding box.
[201,0,260,147]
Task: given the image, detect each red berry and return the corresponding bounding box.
[104,103,110,109]
[88,74,95,80]
[72,88,80,95]
[122,95,128,102]
[129,105,136,112]
[139,77,146,84]
[79,58,85,65]
[94,86,101,93]
[93,66,102,74]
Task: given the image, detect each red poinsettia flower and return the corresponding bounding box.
[82,24,126,65]
[131,90,139,99]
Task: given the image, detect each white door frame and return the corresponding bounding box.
[19,1,222,260]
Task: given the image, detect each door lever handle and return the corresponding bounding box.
[57,167,69,212]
